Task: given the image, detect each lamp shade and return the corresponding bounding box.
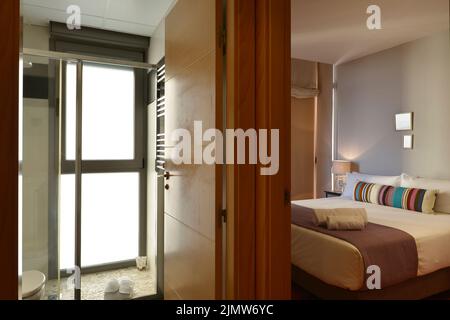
[332,160,351,175]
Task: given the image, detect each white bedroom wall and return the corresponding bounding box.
[336,30,450,179]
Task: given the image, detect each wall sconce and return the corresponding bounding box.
[395,112,413,131]
[396,113,414,149]
[332,160,352,193]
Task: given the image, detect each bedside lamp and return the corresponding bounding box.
[332,160,352,193]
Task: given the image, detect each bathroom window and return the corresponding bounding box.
[65,64,136,161]
[60,173,140,269]
[59,61,146,271]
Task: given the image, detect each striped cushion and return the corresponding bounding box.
[354,181,437,213]
[380,186,437,213]
[353,181,382,204]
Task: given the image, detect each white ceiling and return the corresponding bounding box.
[21,0,175,37]
[292,0,449,65]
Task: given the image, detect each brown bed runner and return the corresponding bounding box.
[292,204,419,290]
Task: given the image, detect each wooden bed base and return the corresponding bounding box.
[292,266,450,300]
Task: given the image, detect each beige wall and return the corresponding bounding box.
[291,59,333,199]
[336,30,450,179]
[23,24,49,65]
[291,97,315,200]
[291,58,317,89]
[23,24,49,51]
[21,23,51,275]
[22,98,49,275]
[316,63,333,196]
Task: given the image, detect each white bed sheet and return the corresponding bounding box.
[291,197,450,290]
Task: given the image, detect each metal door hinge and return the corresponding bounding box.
[284,190,291,205]
[219,27,226,54]
[221,209,227,223]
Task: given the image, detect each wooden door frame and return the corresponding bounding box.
[215,0,224,299]
[226,0,291,299]
[0,0,20,300]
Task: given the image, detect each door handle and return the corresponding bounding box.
[157,172,171,179]
[158,171,183,180]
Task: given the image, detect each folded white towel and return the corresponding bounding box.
[118,277,134,295]
[313,208,368,227]
[326,215,366,231]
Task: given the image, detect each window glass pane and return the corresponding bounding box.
[81,172,139,266]
[65,64,135,160]
[60,173,139,269]
[83,64,135,160]
[65,63,77,160]
[60,174,75,270]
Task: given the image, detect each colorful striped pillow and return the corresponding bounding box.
[354,181,437,213]
[379,186,437,213]
[353,181,382,205]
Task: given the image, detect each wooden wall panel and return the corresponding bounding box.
[165,0,215,82]
[164,0,222,300]
[0,0,19,300]
[164,214,215,299]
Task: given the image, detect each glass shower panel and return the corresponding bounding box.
[20,56,157,300]
[20,54,63,300]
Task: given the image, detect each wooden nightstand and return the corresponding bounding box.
[324,190,342,198]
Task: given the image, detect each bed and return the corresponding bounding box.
[291,197,450,299]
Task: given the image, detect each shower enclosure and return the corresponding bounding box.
[19,48,162,300]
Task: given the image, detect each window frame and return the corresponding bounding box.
[49,22,149,273]
[60,61,145,172]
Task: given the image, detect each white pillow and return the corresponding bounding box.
[342,172,401,199]
[401,173,450,214]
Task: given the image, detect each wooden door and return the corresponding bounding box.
[0,0,19,300]
[164,0,222,300]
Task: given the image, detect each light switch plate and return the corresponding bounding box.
[404,135,413,149]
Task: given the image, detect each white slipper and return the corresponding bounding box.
[105,279,120,293]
